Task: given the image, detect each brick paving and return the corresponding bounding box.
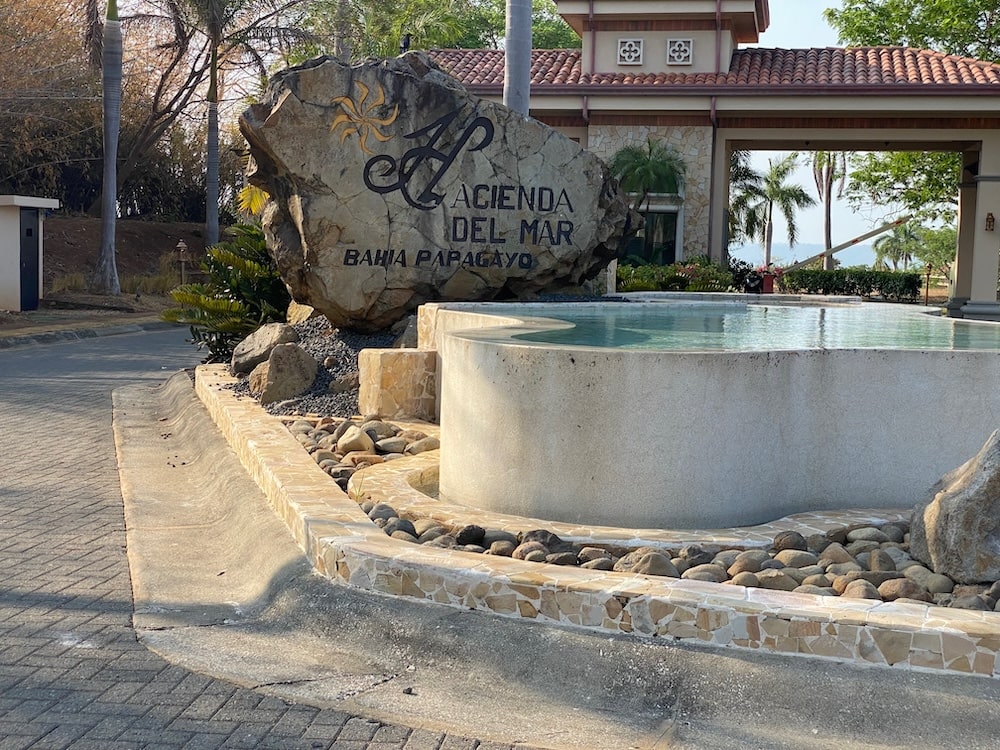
[0,329,515,750]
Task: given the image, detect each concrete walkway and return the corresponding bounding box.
[0,326,514,749]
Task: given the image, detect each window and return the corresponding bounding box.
[625,210,679,266]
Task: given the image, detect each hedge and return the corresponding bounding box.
[780,269,922,302]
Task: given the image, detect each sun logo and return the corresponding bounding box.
[330,82,399,155]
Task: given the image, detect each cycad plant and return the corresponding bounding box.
[163,225,291,362]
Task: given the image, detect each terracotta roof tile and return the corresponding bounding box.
[429,46,1000,91]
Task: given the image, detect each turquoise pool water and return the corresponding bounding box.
[512,303,1000,351]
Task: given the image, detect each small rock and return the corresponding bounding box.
[868,549,897,572]
[482,529,519,547]
[845,540,881,556]
[773,530,808,552]
[729,571,759,587]
[375,436,409,454]
[485,540,516,556]
[383,518,417,537]
[681,563,727,582]
[546,552,578,566]
[338,425,376,454]
[880,524,906,543]
[390,530,419,543]
[367,503,397,521]
[825,561,863,576]
[231,323,299,375]
[329,371,360,393]
[713,550,741,569]
[454,524,486,546]
[925,574,955,595]
[581,557,615,571]
[774,549,819,568]
[802,573,832,588]
[950,595,993,611]
[841,579,881,600]
[512,541,548,560]
[847,527,890,543]
[794,584,837,596]
[878,578,931,602]
[679,545,714,567]
[578,546,612,563]
[755,569,800,591]
[405,436,441,454]
[817,542,855,566]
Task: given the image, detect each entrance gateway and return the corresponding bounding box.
[430,0,1000,320]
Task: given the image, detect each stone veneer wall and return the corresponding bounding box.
[587,125,713,259]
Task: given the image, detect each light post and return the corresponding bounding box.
[176,239,189,285]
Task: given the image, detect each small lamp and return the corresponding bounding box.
[176,239,189,284]
[987,213,996,231]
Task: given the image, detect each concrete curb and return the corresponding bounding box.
[0,319,178,349]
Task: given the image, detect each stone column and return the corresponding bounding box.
[709,134,730,263]
[960,136,1000,320]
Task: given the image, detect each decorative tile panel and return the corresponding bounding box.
[667,38,693,66]
[618,39,644,66]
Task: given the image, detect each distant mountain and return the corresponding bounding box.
[729,241,876,268]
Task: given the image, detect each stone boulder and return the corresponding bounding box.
[240,52,635,332]
[910,430,1000,583]
[248,343,318,404]
[231,323,299,376]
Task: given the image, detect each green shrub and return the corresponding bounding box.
[781,268,921,301]
[616,258,732,292]
[162,225,291,362]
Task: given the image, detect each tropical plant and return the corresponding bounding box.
[811,151,847,271]
[734,153,816,266]
[610,139,686,211]
[727,149,763,246]
[873,222,920,271]
[163,225,291,361]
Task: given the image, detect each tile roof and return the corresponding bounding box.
[429,46,1000,93]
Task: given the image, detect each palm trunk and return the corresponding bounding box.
[764,203,774,266]
[503,0,531,114]
[823,167,834,270]
[91,5,121,295]
[205,49,220,247]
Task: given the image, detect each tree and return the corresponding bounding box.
[811,151,846,271]
[824,0,995,222]
[302,0,465,60]
[873,221,919,271]
[92,0,122,295]
[727,149,763,247]
[609,139,686,212]
[177,0,311,246]
[448,0,579,49]
[736,154,816,266]
[914,225,958,277]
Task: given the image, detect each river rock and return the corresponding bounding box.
[248,343,318,404]
[240,52,635,332]
[910,430,1000,582]
[231,323,299,375]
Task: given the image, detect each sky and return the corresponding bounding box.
[732,0,884,268]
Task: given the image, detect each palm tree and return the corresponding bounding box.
[180,0,311,246]
[609,139,686,212]
[811,151,847,270]
[728,149,763,247]
[738,153,816,266]
[873,222,919,271]
[91,0,122,295]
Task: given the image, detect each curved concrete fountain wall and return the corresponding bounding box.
[433,302,1000,529]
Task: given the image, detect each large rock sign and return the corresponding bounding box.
[240,53,633,331]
